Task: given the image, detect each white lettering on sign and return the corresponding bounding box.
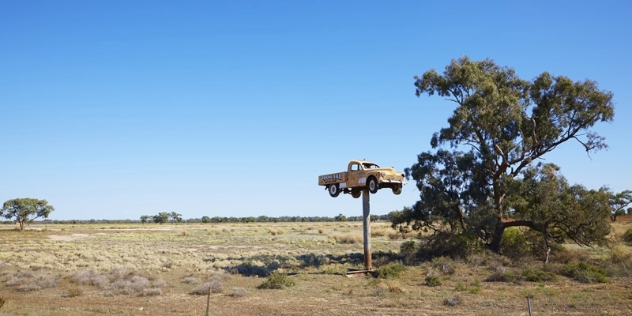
[321,173,343,182]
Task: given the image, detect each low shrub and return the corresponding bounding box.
[432,259,456,275]
[140,288,162,296]
[415,232,479,260]
[183,276,201,284]
[257,273,295,289]
[231,287,248,297]
[5,271,60,292]
[191,275,224,295]
[610,245,632,263]
[549,248,590,264]
[372,263,406,279]
[425,275,441,287]
[622,227,632,244]
[329,233,362,244]
[64,286,83,298]
[485,268,520,283]
[443,295,462,306]
[521,269,557,282]
[561,262,609,284]
[399,240,417,255]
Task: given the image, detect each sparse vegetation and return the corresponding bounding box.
[561,262,610,284]
[424,275,441,287]
[443,295,462,306]
[257,273,295,289]
[521,268,557,282]
[622,227,632,244]
[231,287,248,297]
[191,275,224,295]
[0,221,630,315]
[372,263,406,279]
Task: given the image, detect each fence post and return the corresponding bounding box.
[206,285,211,316]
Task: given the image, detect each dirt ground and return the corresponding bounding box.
[1,222,631,315]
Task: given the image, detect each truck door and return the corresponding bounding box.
[347,162,363,187]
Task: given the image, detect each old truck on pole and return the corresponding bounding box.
[318,160,406,198]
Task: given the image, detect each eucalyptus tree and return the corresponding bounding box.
[169,212,183,224]
[398,56,615,253]
[608,189,632,222]
[153,212,170,224]
[507,163,611,262]
[1,198,55,230]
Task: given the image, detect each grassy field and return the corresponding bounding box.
[1,220,631,315]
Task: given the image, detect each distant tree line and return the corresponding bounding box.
[140,212,182,224]
[3,213,392,225]
[191,214,388,223]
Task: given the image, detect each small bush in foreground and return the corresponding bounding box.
[63,286,84,298]
[191,275,224,295]
[443,295,462,306]
[610,245,632,263]
[372,264,406,279]
[485,269,520,283]
[622,227,632,244]
[329,233,362,244]
[5,271,60,292]
[257,273,295,289]
[140,288,162,296]
[561,262,609,284]
[425,275,441,287]
[521,269,557,282]
[231,287,248,297]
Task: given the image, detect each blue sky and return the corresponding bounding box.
[2,0,631,220]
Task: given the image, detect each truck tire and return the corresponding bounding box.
[392,185,402,195]
[367,176,378,194]
[329,184,341,198]
[351,190,361,199]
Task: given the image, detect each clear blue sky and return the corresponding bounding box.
[2,0,631,220]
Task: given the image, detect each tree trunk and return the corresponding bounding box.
[543,226,550,264]
[489,219,505,253]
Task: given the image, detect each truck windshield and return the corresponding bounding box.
[363,163,379,169]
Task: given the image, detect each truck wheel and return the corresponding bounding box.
[329,184,341,198]
[351,190,361,199]
[367,177,378,194]
[392,185,402,195]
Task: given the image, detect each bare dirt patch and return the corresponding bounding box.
[48,233,98,241]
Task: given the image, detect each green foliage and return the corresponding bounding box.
[500,227,532,260]
[201,216,212,223]
[521,269,557,282]
[414,232,479,260]
[140,215,151,224]
[443,295,462,306]
[399,240,417,255]
[1,198,55,230]
[372,263,406,279]
[622,228,632,244]
[561,262,609,284]
[608,189,632,221]
[257,273,295,290]
[424,275,441,287]
[405,56,615,254]
[334,213,347,222]
[485,270,520,283]
[153,212,170,224]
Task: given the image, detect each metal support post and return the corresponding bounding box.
[362,189,372,271]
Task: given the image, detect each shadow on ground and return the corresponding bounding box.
[204,251,404,277]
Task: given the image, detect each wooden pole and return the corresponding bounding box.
[206,285,211,316]
[527,297,532,316]
[362,190,372,271]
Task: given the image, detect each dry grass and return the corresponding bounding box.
[0,221,630,315]
[328,232,363,244]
